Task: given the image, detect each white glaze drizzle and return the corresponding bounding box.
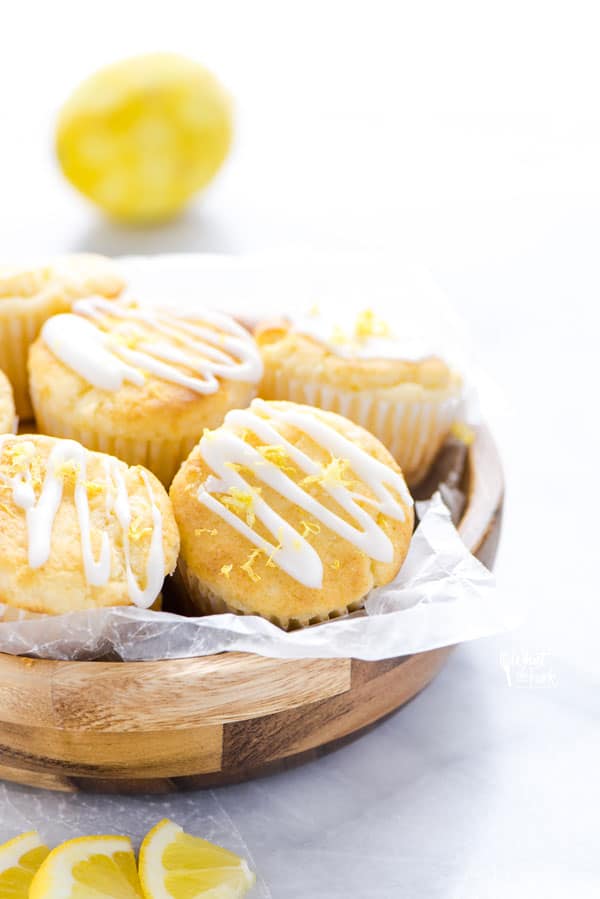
[197,400,413,589]
[41,296,263,393]
[0,437,164,608]
[287,306,441,361]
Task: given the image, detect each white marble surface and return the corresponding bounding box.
[1,2,598,895]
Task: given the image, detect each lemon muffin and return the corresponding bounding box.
[0,254,123,419]
[0,434,179,620]
[170,399,414,629]
[255,306,464,487]
[29,296,263,486]
[0,370,16,434]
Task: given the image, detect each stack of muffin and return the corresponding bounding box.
[0,255,464,628]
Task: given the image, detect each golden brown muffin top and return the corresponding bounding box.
[29,297,263,440]
[254,302,460,391]
[171,399,414,627]
[0,434,179,614]
[0,254,124,308]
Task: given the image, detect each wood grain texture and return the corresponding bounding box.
[0,654,351,731]
[0,762,74,793]
[0,721,223,777]
[222,649,450,769]
[0,425,503,793]
[50,654,351,732]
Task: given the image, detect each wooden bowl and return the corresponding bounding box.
[0,427,503,794]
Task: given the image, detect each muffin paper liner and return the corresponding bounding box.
[176,557,364,630]
[31,403,197,486]
[0,495,516,661]
[261,372,462,486]
[0,305,49,419]
[0,412,17,435]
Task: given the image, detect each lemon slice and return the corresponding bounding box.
[0,830,50,896]
[56,53,232,224]
[139,819,255,899]
[29,835,143,899]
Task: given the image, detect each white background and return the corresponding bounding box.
[1,2,598,896]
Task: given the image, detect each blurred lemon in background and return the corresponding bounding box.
[56,53,233,223]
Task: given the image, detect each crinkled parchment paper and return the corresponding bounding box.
[0,496,515,662]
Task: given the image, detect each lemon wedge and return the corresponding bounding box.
[139,819,255,899]
[29,835,143,899]
[0,830,50,897]
[56,53,232,223]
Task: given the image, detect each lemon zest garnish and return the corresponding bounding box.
[113,329,142,349]
[321,457,354,489]
[300,519,321,538]
[85,479,105,497]
[301,473,321,488]
[450,420,475,446]
[241,549,262,582]
[129,516,152,542]
[354,308,390,340]
[220,564,233,578]
[302,457,354,490]
[30,464,44,491]
[220,487,262,527]
[292,538,303,550]
[330,559,341,570]
[376,513,389,532]
[224,461,244,472]
[257,444,295,473]
[265,542,282,568]
[195,527,218,536]
[54,459,80,488]
[202,427,216,441]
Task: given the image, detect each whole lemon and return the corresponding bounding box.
[56,53,233,223]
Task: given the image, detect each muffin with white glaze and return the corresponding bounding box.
[0,254,123,418]
[0,370,15,435]
[170,399,414,629]
[28,296,263,486]
[0,434,179,621]
[255,306,464,487]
